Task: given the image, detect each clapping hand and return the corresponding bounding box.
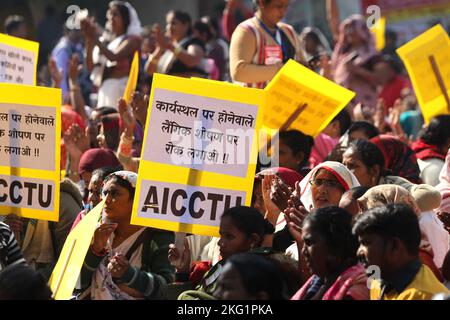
[68,53,83,82]
[48,58,63,88]
[168,237,191,273]
[261,174,282,225]
[283,181,309,244]
[118,98,136,133]
[131,91,149,126]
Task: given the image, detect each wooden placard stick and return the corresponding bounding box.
[259,103,308,156]
[429,55,450,111]
[280,103,308,131]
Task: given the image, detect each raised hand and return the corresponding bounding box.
[118,98,136,133]
[289,180,305,209]
[168,237,191,273]
[66,123,90,154]
[284,205,308,244]
[63,128,82,160]
[48,57,63,88]
[270,178,292,212]
[80,17,97,42]
[388,98,410,143]
[373,99,386,133]
[318,54,332,79]
[152,24,168,49]
[261,174,281,225]
[68,53,83,82]
[92,223,118,254]
[130,91,149,126]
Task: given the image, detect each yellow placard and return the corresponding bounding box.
[0,33,39,85]
[396,24,450,124]
[190,77,241,87]
[371,16,386,51]
[0,84,61,221]
[264,59,356,137]
[122,51,139,105]
[48,199,105,300]
[131,74,264,237]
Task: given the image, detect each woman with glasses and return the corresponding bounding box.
[299,161,361,212]
[282,161,360,280]
[77,171,174,300]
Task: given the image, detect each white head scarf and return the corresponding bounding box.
[121,1,142,36]
[299,26,332,62]
[106,1,142,36]
[299,161,361,211]
[106,170,138,188]
[93,2,142,67]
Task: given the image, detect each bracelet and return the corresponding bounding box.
[121,133,134,143]
[119,136,133,156]
[91,244,107,257]
[118,152,131,165]
[118,137,133,162]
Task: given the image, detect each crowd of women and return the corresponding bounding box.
[0,0,450,300]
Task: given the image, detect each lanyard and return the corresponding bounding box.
[257,18,286,59]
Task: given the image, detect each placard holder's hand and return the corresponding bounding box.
[92,223,117,255]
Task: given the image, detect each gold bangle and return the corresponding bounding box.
[118,153,131,165]
[121,133,134,143]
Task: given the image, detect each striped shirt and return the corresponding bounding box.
[0,222,26,271]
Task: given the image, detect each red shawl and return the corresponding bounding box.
[411,139,446,161]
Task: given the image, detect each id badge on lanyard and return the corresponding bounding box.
[261,23,284,65]
[264,45,283,65]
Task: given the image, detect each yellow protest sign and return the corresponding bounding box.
[190,77,240,87]
[0,33,39,85]
[122,51,139,105]
[0,84,61,221]
[49,200,105,300]
[264,59,356,137]
[397,24,450,124]
[131,74,264,237]
[371,16,386,51]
